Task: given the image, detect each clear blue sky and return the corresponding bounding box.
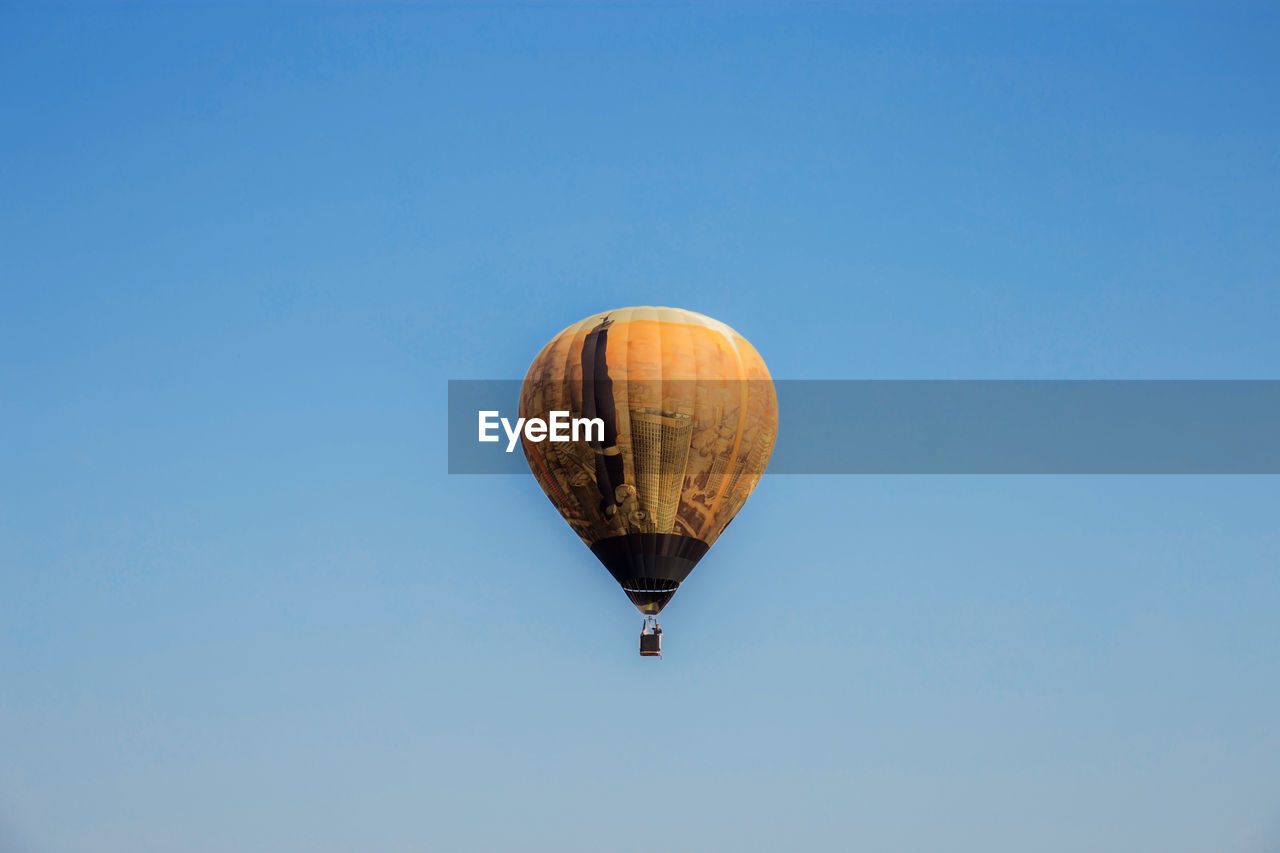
[2,4,1278,852]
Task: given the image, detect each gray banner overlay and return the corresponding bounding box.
[449,380,1280,474]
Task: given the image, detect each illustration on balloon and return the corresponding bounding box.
[520,307,778,621]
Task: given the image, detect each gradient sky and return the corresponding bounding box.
[2,4,1278,852]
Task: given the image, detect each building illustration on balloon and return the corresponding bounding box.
[519,307,778,654]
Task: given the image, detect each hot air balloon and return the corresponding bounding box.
[519,306,778,655]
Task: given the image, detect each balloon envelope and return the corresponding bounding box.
[520,306,778,614]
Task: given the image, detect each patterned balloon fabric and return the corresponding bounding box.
[520,307,778,614]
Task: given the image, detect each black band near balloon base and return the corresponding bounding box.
[588,533,710,614]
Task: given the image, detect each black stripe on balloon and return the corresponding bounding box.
[580,316,624,514]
